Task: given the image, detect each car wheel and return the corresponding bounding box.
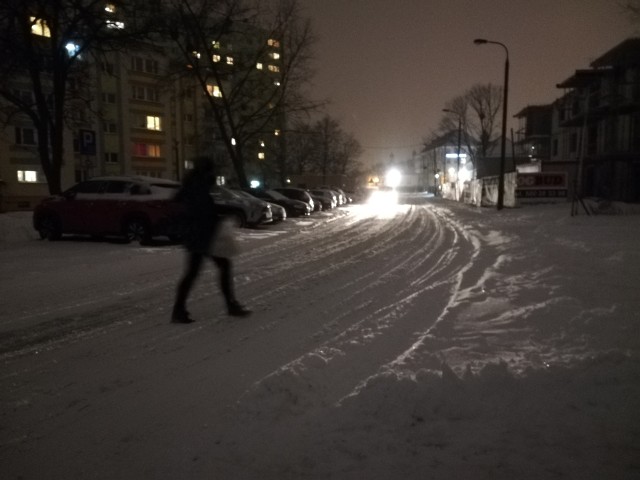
[38,215,62,241]
[124,218,151,244]
[229,212,246,228]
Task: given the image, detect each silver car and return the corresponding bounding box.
[211,186,272,227]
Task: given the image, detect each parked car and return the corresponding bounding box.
[308,192,324,212]
[32,176,185,244]
[211,185,272,227]
[310,189,337,210]
[245,188,311,217]
[264,201,286,222]
[233,189,285,223]
[272,187,315,212]
[319,186,350,205]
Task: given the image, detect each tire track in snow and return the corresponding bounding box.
[237,203,484,409]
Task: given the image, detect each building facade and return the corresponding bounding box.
[552,37,640,202]
[0,7,283,212]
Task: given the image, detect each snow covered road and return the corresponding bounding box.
[1,198,639,479]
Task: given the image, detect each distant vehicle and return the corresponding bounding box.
[211,186,272,227]
[320,186,351,205]
[246,188,311,217]
[272,187,315,212]
[32,176,185,244]
[367,185,398,207]
[310,189,337,210]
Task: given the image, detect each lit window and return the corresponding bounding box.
[226,56,234,65]
[146,116,161,130]
[212,41,221,49]
[274,129,280,136]
[259,140,265,147]
[206,84,222,98]
[267,39,280,48]
[268,64,280,73]
[17,170,38,182]
[256,62,263,70]
[192,51,201,59]
[30,17,51,37]
[271,52,280,60]
[148,144,161,157]
[105,3,116,13]
[106,20,125,29]
[213,54,221,63]
[133,143,161,157]
[258,152,265,160]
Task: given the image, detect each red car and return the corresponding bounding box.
[33,176,185,244]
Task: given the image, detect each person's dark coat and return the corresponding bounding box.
[174,160,220,254]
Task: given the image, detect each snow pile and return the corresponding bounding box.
[0,211,39,244]
[225,353,640,479]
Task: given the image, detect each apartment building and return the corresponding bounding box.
[513,104,552,172]
[552,37,640,202]
[0,8,283,212]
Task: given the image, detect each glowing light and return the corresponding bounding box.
[448,167,456,177]
[459,168,472,182]
[65,42,80,56]
[250,180,261,188]
[386,168,401,188]
[446,153,467,158]
[231,138,236,146]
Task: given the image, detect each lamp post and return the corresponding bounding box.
[442,108,462,200]
[474,38,509,210]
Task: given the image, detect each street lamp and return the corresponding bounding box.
[474,38,509,210]
[442,108,462,200]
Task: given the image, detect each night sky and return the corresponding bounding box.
[298,0,636,166]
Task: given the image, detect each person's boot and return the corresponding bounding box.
[171,307,194,323]
[228,301,252,317]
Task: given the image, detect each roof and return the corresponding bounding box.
[513,104,552,118]
[556,69,610,89]
[591,37,640,68]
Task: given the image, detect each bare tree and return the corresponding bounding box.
[438,83,502,165]
[620,0,640,26]
[159,0,319,187]
[286,114,362,182]
[0,0,150,194]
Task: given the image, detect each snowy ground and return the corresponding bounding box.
[1,197,639,479]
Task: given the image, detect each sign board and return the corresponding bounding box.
[516,172,568,202]
[79,129,96,155]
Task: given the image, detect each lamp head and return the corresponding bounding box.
[474,38,488,45]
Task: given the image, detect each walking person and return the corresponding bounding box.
[171,156,251,323]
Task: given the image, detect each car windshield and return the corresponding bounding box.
[211,186,241,200]
[266,189,288,200]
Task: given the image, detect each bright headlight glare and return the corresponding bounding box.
[386,169,401,188]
